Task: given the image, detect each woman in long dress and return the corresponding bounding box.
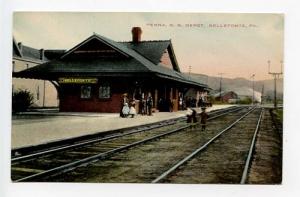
[122,103,130,117]
[120,93,129,118]
[129,101,136,118]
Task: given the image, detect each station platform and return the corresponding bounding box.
[11,105,235,149]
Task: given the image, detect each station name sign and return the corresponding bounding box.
[74,50,116,54]
[58,78,98,84]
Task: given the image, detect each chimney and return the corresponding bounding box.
[18,42,23,52]
[131,27,142,43]
[40,49,45,61]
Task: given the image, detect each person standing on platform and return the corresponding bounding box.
[198,97,204,108]
[129,100,137,118]
[122,103,130,117]
[146,92,153,116]
[120,93,129,118]
[179,96,183,110]
[199,107,209,131]
[167,98,173,112]
[141,93,147,115]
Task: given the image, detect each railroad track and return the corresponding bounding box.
[11,117,183,158]
[38,106,254,183]
[11,105,243,160]
[153,107,263,184]
[247,109,282,184]
[11,106,246,182]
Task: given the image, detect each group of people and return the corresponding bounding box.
[185,96,198,108]
[120,93,153,118]
[139,93,153,116]
[186,107,209,131]
[120,92,209,131]
[157,98,173,112]
[120,93,136,118]
[179,95,211,110]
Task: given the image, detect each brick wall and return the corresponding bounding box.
[59,82,126,113]
[59,79,181,113]
[60,93,122,113]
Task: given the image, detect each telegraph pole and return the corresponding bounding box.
[250,74,255,105]
[218,73,224,102]
[188,65,192,79]
[261,84,264,105]
[268,60,283,109]
[205,75,209,85]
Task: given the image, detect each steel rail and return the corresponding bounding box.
[151,107,256,183]
[11,116,186,157]
[12,106,244,163]
[11,121,176,163]
[14,124,190,182]
[14,106,247,182]
[207,106,246,121]
[240,108,263,184]
[207,106,243,116]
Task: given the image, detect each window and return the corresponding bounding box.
[37,85,40,100]
[80,85,91,99]
[12,61,15,72]
[99,83,111,99]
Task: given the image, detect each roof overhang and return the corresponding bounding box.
[155,73,208,89]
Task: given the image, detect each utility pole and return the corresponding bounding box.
[261,84,264,105]
[218,73,224,102]
[268,60,283,109]
[188,65,192,79]
[250,74,255,105]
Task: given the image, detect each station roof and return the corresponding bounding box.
[13,33,209,89]
[13,38,66,62]
[213,91,238,97]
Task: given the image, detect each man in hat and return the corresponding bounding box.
[199,107,209,131]
[146,92,153,116]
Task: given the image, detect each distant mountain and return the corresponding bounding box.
[188,73,283,99]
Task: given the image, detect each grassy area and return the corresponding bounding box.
[211,101,226,105]
[274,109,283,123]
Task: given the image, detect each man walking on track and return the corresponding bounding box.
[200,107,209,131]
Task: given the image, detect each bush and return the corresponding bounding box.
[12,89,34,112]
[237,97,252,104]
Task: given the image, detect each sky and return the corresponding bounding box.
[13,12,284,81]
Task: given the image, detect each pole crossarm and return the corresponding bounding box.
[267,60,283,109]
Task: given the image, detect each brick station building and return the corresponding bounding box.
[14,27,209,113]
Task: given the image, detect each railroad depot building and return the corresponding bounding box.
[14,27,209,113]
[213,91,239,103]
[12,38,65,107]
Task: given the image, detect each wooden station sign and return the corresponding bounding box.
[74,50,116,54]
[58,78,98,84]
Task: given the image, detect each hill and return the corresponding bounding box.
[189,73,283,99]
